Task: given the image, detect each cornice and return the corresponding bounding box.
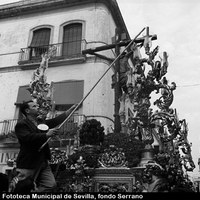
[0,57,86,73]
[0,56,113,74]
[0,0,130,39]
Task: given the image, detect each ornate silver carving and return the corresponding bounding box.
[98,183,129,192]
[98,145,127,168]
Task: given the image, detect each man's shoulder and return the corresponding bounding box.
[15,119,29,128]
[16,118,26,124]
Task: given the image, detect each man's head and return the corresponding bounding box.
[20,100,39,118]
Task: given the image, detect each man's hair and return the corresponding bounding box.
[20,100,33,117]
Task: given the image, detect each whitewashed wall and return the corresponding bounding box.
[0,2,116,131]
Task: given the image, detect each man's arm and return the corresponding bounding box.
[45,104,77,129]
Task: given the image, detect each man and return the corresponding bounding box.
[13,100,77,192]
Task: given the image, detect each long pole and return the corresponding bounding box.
[38,27,146,152]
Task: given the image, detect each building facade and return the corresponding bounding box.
[0,0,130,172]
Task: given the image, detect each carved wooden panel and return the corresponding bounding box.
[93,168,135,192]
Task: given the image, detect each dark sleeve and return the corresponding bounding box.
[15,122,48,149]
[45,112,68,129]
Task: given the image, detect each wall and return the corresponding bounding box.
[0,2,117,131]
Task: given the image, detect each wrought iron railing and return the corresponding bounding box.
[58,114,86,139]
[0,114,86,137]
[0,119,18,136]
[19,40,87,63]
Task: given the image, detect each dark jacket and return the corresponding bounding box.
[15,113,67,169]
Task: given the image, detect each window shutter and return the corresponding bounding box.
[15,81,84,105]
[30,28,50,47]
[62,23,82,57]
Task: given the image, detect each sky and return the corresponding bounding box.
[0,0,200,178]
[116,0,200,178]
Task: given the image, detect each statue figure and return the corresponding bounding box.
[142,161,168,192]
[118,51,133,95]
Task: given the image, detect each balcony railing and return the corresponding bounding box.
[19,40,87,63]
[0,114,86,137]
[0,119,18,136]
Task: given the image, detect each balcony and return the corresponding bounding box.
[0,114,86,140]
[0,119,17,137]
[0,119,18,145]
[18,40,87,65]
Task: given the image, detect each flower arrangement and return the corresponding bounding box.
[67,155,94,192]
[79,119,105,146]
[56,152,95,192]
[49,148,68,165]
[49,148,68,173]
[50,147,97,192]
[102,132,145,167]
[67,150,99,168]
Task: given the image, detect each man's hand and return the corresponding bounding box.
[46,127,59,138]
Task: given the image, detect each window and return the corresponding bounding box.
[15,80,84,107]
[29,28,51,59]
[62,23,82,58]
